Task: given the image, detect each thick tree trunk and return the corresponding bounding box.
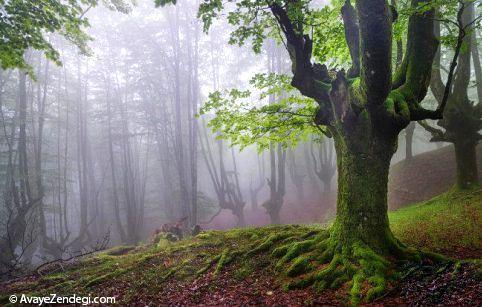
[454,141,479,189]
[332,132,402,253]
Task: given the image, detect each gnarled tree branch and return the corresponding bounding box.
[357,0,392,105]
[341,0,360,78]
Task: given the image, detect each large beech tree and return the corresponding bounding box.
[160,0,464,302]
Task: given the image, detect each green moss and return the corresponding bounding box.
[214,248,230,276]
[272,244,290,257]
[277,239,316,266]
[197,256,218,275]
[451,261,462,278]
[41,272,66,282]
[104,245,136,256]
[349,272,364,305]
[348,77,363,102]
[366,275,386,301]
[195,231,216,240]
[234,263,254,280]
[384,97,396,115]
[85,268,128,287]
[286,255,313,277]
[247,232,290,256]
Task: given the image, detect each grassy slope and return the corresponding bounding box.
[389,188,482,258]
[1,188,481,305]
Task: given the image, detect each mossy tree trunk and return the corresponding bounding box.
[268,0,439,255]
[332,131,401,253]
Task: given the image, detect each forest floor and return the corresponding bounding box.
[1,188,481,306]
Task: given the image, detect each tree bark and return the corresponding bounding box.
[332,132,401,252]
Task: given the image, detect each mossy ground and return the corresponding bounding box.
[0,188,481,306]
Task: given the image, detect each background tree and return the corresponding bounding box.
[310,137,336,192]
[421,3,482,189]
[199,123,246,227]
[249,153,266,211]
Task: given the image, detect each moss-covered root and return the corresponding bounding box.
[277,238,432,306]
[196,248,242,277]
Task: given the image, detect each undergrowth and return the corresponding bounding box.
[0,189,480,306]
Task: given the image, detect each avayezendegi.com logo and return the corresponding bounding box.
[9,294,115,305]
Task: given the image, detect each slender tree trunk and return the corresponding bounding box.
[186,16,200,228]
[106,82,126,243]
[18,70,31,205]
[405,122,415,161]
[287,149,304,203]
[120,96,139,244]
[303,143,323,198]
[170,6,190,225]
[34,59,49,254]
[249,153,265,211]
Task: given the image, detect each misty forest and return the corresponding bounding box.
[0,0,481,305]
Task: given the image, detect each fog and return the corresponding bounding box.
[0,0,461,276]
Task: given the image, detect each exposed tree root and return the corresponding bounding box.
[249,229,450,305]
[147,226,449,305]
[214,249,231,276]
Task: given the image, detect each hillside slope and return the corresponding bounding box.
[1,189,481,306]
[388,144,482,209]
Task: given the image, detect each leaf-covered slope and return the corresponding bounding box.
[388,144,482,209]
[1,189,481,305]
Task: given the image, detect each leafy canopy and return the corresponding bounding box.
[0,0,132,71]
[200,73,321,150]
